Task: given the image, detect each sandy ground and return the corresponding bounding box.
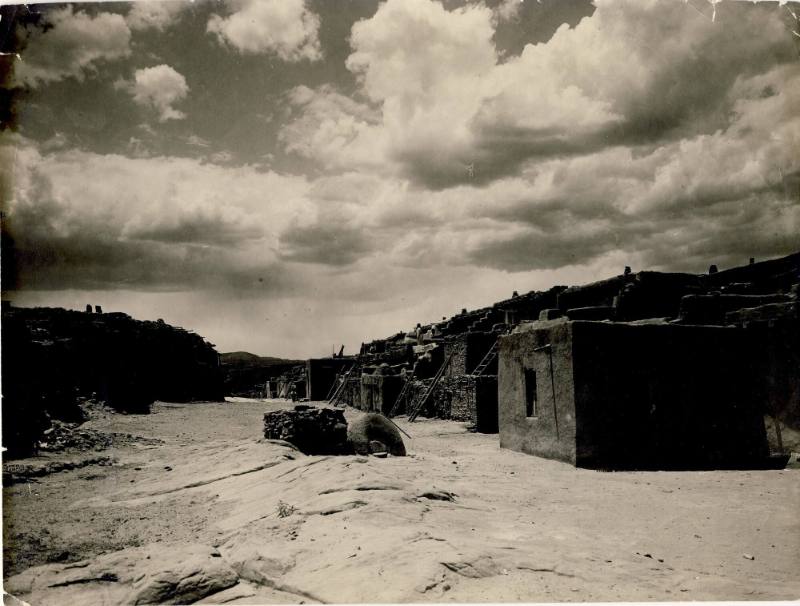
[3,399,800,604]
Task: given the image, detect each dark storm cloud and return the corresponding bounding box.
[467,228,624,272]
[1,135,311,294]
[2,200,292,293]
[467,176,800,274]
[127,212,265,246]
[278,222,373,266]
[3,217,293,293]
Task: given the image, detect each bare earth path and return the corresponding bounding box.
[4,399,799,604]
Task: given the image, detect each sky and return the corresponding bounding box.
[1,0,799,358]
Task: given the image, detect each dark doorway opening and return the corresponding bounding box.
[524,368,538,417]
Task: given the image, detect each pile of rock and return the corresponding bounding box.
[36,420,161,454]
[263,405,350,455]
[37,420,112,452]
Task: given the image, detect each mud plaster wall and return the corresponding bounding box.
[571,322,769,469]
[360,374,402,415]
[498,321,577,464]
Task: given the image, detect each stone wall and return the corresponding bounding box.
[444,332,497,377]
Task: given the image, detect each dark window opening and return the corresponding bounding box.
[524,368,538,417]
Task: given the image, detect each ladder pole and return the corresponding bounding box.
[329,364,356,406]
[409,354,452,422]
[324,370,341,401]
[379,412,413,439]
[389,369,414,417]
[471,339,498,377]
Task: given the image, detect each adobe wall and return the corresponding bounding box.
[570,322,769,469]
[498,320,577,464]
[360,373,402,415]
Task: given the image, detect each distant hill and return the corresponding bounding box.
[219,351,303,397]
[220,351,302,367]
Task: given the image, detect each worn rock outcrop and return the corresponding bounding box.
[5,542,238,606]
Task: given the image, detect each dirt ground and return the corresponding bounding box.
[3,399,800,604]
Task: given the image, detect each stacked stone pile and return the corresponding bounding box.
[263,405,349,455]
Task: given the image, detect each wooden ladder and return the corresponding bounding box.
[388,368,415,418]
[470,340,499,377]
[328,364,357,407]
[408,354,453,422]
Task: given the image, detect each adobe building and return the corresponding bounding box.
[498,319,773,470]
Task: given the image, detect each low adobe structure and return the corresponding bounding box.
[498,319,775,470]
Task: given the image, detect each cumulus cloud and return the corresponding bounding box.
[494,0,523,22]
[119,65,189,122]
[207,0,322,61]
[285,0,795,191]
[126,0,188,31]
[278,85,383,169]
[461,61,800,272]
[13,6,131,87]
[280,48,799,276]
[1,136,314,292]
[467,0,796,180]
